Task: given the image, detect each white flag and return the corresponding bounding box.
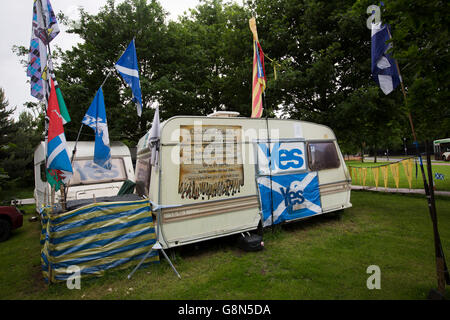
[148,104,160,167]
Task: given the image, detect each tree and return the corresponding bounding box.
[382,0,450,141]
[0,88,18,187]
[0,88,17,158]
[1,112,42,186]
[251,0,405,152]
[53,0,171,143]
[162,0,253,117]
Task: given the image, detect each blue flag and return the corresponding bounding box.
[82,87,112,170]
[371,22,401,95]
[115,39,143,116]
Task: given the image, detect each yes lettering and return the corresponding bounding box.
[259,143,304,171]
[280,185,305,210]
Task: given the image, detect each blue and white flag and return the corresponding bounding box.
[46,78,72,184]
[115,39,143,116]
[257,172,322,227]
[82,88,112,170]
[371,22,401,95]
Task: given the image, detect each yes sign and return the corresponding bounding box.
[280,185,305,209]
[258,142,305,174]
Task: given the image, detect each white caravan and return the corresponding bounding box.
[135,114,352,249]
[34,141,135,211]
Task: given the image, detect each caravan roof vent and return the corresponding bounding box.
[207,111,240,118]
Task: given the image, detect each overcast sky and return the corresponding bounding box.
[0,0,202,119]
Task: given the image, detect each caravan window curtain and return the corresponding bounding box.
[308,142,340,171]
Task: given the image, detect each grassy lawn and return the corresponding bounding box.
[1,191,449,300]
[346,160,450,192]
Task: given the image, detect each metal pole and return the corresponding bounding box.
[263,93,274,230]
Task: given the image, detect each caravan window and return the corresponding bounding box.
[70,158,127,185]
[135,152,151,197]
[40,162,47,182]
[308,142,340,171]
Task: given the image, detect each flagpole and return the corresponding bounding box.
[36,0,56,212]
[386,26,449,295]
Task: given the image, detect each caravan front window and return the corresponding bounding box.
[70,158,127,185]
[135,152,151,197]
[308,142,340,171]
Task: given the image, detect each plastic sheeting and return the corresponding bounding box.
[40,198,159,283]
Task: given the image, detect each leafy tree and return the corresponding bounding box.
[53,0,170,143]
[381,0,450,141]
[251,0,405,153]
[0,88,17,158]
[162,0,253,117]
[0,88,18,187]
[1,112,42,187]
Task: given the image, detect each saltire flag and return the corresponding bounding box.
[115,39,143,117]
[46,78,72,185]
[257,172,322,227]
[82,88,112,170]
[27,0,60,101]
[371,22,401,95]
[249,17,266,118]
[148,103,160,167]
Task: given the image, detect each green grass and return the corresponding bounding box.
[1,191,450,300]
[346,160,450,192]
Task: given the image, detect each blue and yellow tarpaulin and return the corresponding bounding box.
[40,198,159,283]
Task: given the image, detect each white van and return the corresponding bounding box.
[34,141,135,211]
[135,114,352,249]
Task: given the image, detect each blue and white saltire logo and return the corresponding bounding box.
[371,22,401,95]
[435,173,444,181]
[47,134,73,182]
[82,87,112,170]
[257,172,322,227]
[257,141,306,175]
[115,39,143,117]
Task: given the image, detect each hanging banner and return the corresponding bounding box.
[256,141,306,175]
[390,163,400,189]
[381,166,388,189]
[362,168,367,186]
[402,158,413,189]
[372,167,380,189]
[178,125,244,200]
[257,172,322,227]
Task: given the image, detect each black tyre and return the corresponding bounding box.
[0,219,12,242]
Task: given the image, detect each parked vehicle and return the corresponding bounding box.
[135,113,352,249]
[0,206,23,242]
[33,141,135,212]
[433,138,450,161]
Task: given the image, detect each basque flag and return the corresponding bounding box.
[82,88,112,170]
[46,78,72,182]
[115,39,143,116]
[371,22,401,95]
